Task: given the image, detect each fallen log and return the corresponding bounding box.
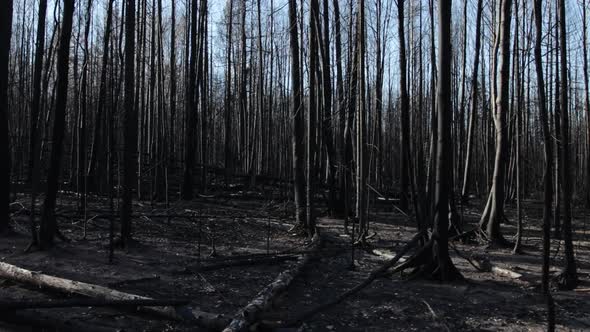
[0,298,190,311]
[222,232,322,332]
[0,261,230,330]
[490,266,522,279]
[371,249,407,263]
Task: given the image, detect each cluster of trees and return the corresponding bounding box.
[0,0,586,288]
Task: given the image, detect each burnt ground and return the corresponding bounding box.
[0,183,589,331]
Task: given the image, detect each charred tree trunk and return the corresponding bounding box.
[0,0,13,233]
[461,0,483,203]
[27,0,48,244]
[533,0,554,300]
[479,0,512,246]
[398,0,462,282]
[40,0,76,248]
[397,0,410,213]
[182,0,198,200]
[334,0,346,217]
[78,0,93,212]
[307,0,320,236]
[288,0,306,230]
[320,0,337,216]
[239,0,247,173]
[357,0,368,241]
[28,0,47,185]
[584,0,590,209]
[534,0,555,331]
[120,0,137,245]
[555,0,578,290]
[169,0,176,167]
[224,1,233,183]
[88,0,114,181]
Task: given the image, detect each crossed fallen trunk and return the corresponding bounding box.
[0,232,322,331]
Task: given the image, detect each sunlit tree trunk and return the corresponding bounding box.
[479,0,512,245]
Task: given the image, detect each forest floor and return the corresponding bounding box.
[0,182,589,331]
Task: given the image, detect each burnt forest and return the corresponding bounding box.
[0,0,589,331]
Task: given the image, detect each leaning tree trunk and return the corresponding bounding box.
[479,0,512,245]
[40,0,76,248]
[120,0,137,245]
[0,0,13,233]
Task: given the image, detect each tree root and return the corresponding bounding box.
[396,239,464,282]
[476,228,512,248]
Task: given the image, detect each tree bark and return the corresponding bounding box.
[120,0,137,245]
[40,0,76,248]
